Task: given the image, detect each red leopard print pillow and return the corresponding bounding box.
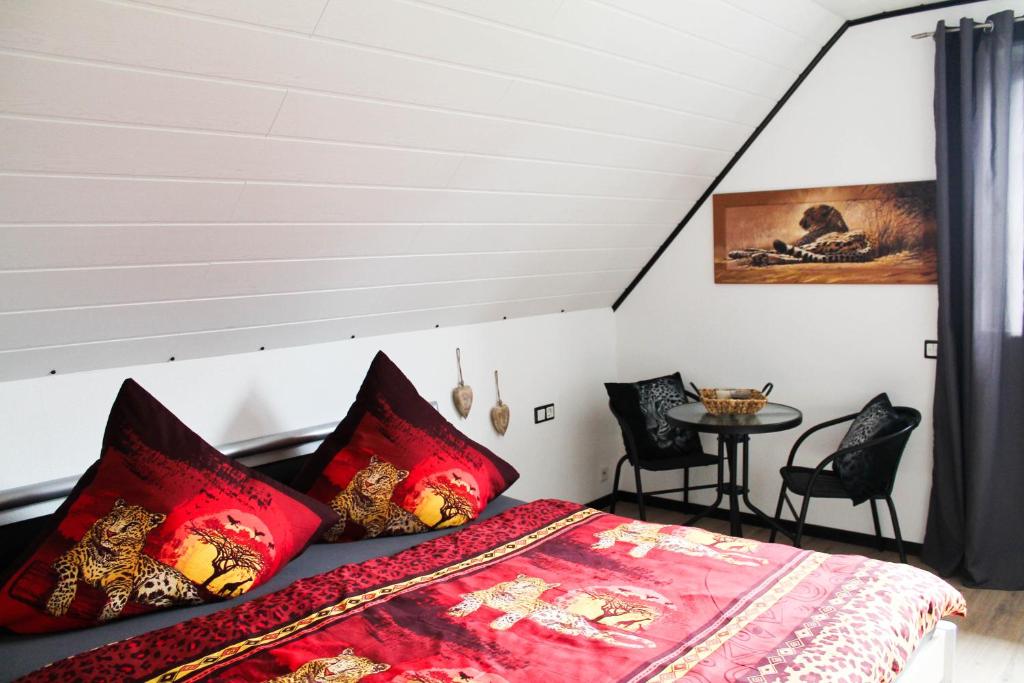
[293,351,519,542]
[0,380,336,634]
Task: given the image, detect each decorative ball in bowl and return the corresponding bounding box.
[698,387,768,415]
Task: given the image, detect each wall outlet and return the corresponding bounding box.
[534,403,555,423]
[599,466,610,483]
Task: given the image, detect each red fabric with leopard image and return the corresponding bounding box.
[16,499,965,683]
[293,351,519,542]
[0,379,336,634]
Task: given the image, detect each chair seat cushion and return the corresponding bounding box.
[639,452,719,471]
[780,466,852,498]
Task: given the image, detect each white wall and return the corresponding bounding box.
[0,309,622,510]
[615,0,1024,544]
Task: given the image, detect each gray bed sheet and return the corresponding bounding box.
[0,495,527,681]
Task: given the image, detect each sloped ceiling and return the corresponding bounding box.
[0,0,918,380]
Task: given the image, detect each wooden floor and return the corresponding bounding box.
[607,502,1024,683]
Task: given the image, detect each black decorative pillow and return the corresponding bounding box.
[834,393,904,504]
[605,372,702,461]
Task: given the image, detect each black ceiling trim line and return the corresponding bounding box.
[611,0,993,312]
[610,20,848,311]
[849,0,994,26]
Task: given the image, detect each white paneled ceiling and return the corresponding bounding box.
[0,0,928,380]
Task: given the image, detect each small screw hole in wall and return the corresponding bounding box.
[259,346,265,351]
[49,370,56,375]
[560,309,565,313]
[350,335,355,339]
[169,356,175,362]
[502,316,507,320]
[434,324,439,328]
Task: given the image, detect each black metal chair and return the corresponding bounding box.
[605,375,721,522]
[769,406,921,563]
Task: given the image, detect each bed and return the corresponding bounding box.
[0,427,964,682]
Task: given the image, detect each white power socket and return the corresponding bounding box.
[599,466,610,483]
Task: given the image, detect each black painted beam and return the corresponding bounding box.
[849,0,990,26]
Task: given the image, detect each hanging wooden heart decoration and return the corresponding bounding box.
[451,348,473,418]
[490,370,510,435]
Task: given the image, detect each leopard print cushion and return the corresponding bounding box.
[634,375,701,454]
[834,393,903,504]
[606,373,702,462]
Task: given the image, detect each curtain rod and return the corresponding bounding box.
[912,14,1023,39]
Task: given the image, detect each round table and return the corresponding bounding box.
[666,402,802,538]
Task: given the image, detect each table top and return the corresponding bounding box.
[666,402,803,435]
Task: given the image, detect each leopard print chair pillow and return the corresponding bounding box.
[834,393,904,504]
[605,373,703,463]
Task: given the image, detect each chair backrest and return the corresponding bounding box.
[607,399,645,466]
[841,406,921,498]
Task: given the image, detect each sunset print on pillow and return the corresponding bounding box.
[295,351,519,542]
[0,380,335,633]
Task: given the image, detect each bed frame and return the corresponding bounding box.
[0,423,957,682]
[900,620,958,683]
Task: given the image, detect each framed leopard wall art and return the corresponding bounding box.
[713,181,937,284]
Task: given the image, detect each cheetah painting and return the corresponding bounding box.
[713,181,937,284]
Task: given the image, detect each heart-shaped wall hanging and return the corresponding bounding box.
[451,348,473,418]
[490,370,510,436]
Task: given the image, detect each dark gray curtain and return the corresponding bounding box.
[923,11,1024,590]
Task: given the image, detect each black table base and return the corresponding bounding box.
[684,434,795,540]
[667,402,803,540]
